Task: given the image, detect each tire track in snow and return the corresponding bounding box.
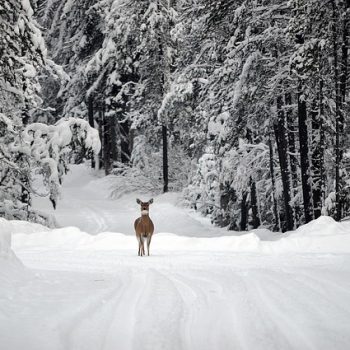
[169,269,249,350]
[239,270,310,350]
[99,270,146,350]
[296,268,350,315]
[82,204,109,234]
[245,269,350,350]
[165,273,198,350]
[132,269,185,350]
[56,275,125,350]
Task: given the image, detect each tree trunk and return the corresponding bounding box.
[285,93,298,191]
[298,86,313,223]
[98,109,104,168]
[162,125,169,193]
[109,116,118,164]
[102,108,111,175]
[240,191,248,231]
[333,0,342,221]
[285,93,301,220]
[340,0,349,103]
[88,96,95,169]
[335,0,350,218]
[250,178,260,229]
[311,96,323,219]
[274,96,294,231]
[119,117,131,163]
[269,132,281,231]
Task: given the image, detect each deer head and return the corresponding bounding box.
[136,198,153,215]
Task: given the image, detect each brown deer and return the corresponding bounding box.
[134,198,154,256]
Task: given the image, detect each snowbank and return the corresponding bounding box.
[10,216,350,254]
[0,219,23,275]
[10,220,50,235]
[261,215,350,254]
[0,218,13,258]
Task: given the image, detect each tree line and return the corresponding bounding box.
[1,0,350,231]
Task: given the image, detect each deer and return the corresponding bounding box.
[134,198,154,256]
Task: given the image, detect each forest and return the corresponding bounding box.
[1,0,349,232]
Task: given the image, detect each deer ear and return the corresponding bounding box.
[136,198,141,204]
[149,198,154,204]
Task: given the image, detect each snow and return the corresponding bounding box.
[32,164,225,236]
[232,51,259,110]
[23,63,37,78]
[2,165,350,349]
[0,218,12,258]
[21,0,34,17]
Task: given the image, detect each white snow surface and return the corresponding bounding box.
[32,164,227,236]
[1,165,350,350]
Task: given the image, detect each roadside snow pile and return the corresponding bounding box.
[291,215,350,236]
[0,219,23,276]
[10,220,50,235]
[265,216,350,254]
[0,218,13,258]
[10,215,350,254]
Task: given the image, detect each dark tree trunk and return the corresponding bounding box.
[109,116,118,164]
[311,95,323,219]
[119,117,131,163]
[98,109,104,168]
[240,192,248,231]
[102,108,111,175]
[285,93,298,191]
[335,0,350,218]
[274,96,294,231]
[340,0,349,103]
[250,178,260,229]
[21,175,31,212]
[298,86,313,223]
[285,93,301,221]
[333,0,342,221]
[162,125,169,193]
[88,96,95,169]
[156,6,171,195]
[269,132,281,231]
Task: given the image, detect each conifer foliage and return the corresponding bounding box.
[2,0,350,231]
[0,0,100,224]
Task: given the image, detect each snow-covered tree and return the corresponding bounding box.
[0,1,101,224]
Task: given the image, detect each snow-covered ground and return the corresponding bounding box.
[1,165,350,350]
[32,164,228,237]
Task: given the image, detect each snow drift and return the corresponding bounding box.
[11,215,350,254]
[3,216,350,350]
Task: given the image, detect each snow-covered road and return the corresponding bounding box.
[6,246,350,350]
[1,165,350,350]
[32,164,228,237]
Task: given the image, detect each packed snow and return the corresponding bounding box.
[32,164,226,236]
[1,165,350,350]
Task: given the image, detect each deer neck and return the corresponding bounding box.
[141,210,150,219]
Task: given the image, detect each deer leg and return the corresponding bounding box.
[141,236,145,256]
[147,235,152,256]
[138,236,142,256]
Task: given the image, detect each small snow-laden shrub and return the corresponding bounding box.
[322,192,336,216]
[182,146,221,217]
[0,196,56,228]
[0,116,100,224]
[217,139,280,230]
[110,135,191,198]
